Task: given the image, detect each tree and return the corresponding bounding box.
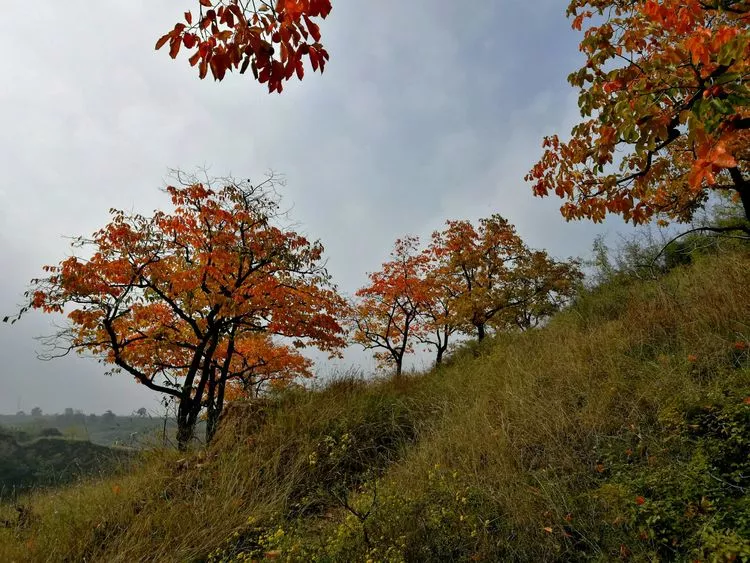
[16,172,346,449]
[136,407,148,417]
[157,0,332,93]
[526,1,750,227]
[31,407,42,417]
[429,216,528,342]
[352,236,431,378]
[413,244,463,366]
[429,215,581,342]
[493,251,583,331]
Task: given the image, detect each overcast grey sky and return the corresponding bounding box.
[0,2,635,415]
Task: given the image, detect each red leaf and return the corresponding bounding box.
[185,11,193,25]
[169,37,181,59]
[308,47,319,71]
[199,0,212,6]
[155,33,171,51]
[304,15,321,42]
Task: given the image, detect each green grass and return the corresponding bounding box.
[1,247,749,562]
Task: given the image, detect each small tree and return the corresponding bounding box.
[413,244,463,366]
[429,216,529,342]
[494,251,583,331]
[31,407,42,417]
[352,237,431,378]
[430,215,582,341]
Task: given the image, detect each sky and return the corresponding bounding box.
[0,1,637,415]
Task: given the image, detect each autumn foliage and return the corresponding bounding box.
[352,217,582,375]
[427,215,582,342]
[352,237,431,377]
[157,0,331,92]
[527,0,750,225]
[20,172,345,448]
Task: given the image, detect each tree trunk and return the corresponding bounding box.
[395,357,403,378]
[206,332,234,444]
[204,367,218,444]
[435,348,443,365]
[206,407,220,445]
[205,372,228,444]
[476,323,486,342]
[739,185,750,223]
[176,397,197,451]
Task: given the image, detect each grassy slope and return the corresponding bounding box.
[0,248,749,562]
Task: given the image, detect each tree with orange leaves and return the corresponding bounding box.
[12,171,345,448]
[352,236,432,378]
[527,1,750,228]
[157,0,332,93]
[492,251,583,332]
[429,215,529,342]
[412,246,462,366]
[430,215,582,342]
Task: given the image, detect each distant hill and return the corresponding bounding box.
[0,430,130,496]
[0,413,181,449]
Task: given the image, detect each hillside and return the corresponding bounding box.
[0,432,129,497]
[0,247,749,562]
[0,414,182,449]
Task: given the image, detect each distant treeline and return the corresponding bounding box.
[0,412,181,449]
